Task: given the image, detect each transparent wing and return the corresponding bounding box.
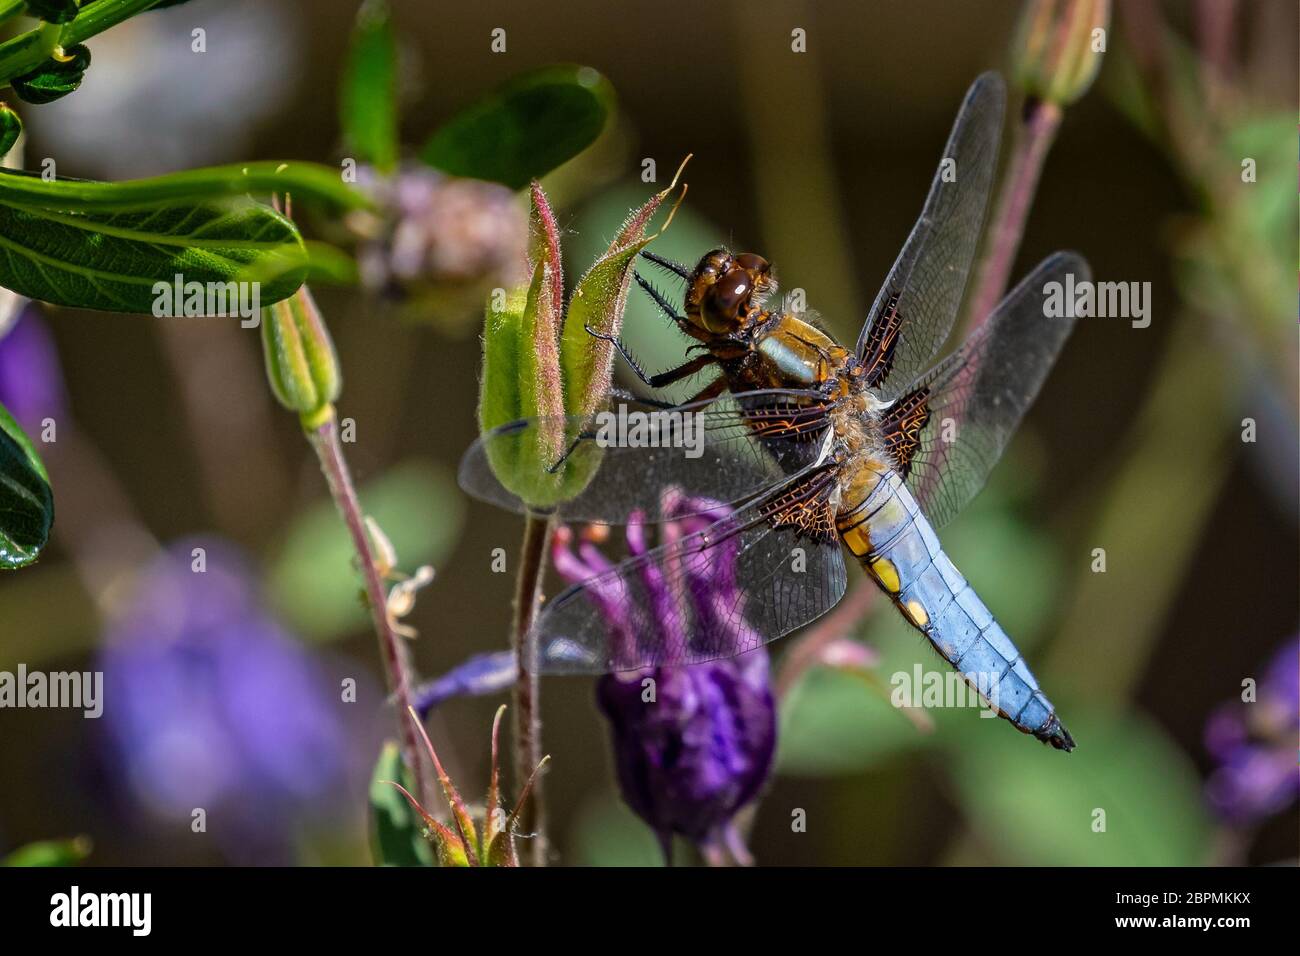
[458,389,835,524]
[855,72,1005,401]
[889,252,1089,528]
[535,481,848,673]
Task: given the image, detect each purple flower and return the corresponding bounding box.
[98,539,360,862]
[553,493,777,864]
[1204,637,1299,825]
[0,305,66,436]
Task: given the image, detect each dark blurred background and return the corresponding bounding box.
[0,0,1295,866]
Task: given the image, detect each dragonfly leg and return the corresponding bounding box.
[634,271,688,325]
[682,374,727,404]
[609,386,677,410]
[584,323,651,383]
[587,323,715,390]
[610,371,726,410]
[640,249,691,278]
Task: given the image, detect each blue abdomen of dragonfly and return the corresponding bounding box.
[838,471,1074,751]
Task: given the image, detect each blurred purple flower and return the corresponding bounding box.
[1204,637,1299,825]
[98,539,355,862]
[0,304,66,435]
[552,492,777,864]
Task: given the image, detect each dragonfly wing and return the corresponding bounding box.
[535,475,848,673]
[458,389,834,524]
[881,252,1089,528]
[855,72,1005,401]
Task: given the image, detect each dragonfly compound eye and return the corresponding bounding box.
[733,253,770,275]
[704,268,752,328]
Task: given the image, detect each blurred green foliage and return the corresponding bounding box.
[1,835,90,866]
[268,458,464,641]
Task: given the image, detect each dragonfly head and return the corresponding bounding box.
[685,249,774,334]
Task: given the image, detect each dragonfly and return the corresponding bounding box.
[460,72,1087,750]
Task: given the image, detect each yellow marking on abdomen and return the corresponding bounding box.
[903,599,929,628]
[870,557,900,593]
[841,523,872,557]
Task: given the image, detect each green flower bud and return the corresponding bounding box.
[1013,0,1110,106]
[476,169,687,508]
[259,284,341,428]
[0,104,21,160]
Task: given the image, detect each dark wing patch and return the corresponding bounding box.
[758,463,840,542]
[860,289,903,388]
[881,384,932,478]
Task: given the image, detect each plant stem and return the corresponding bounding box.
[307,412,430,806]
[510,513,552,866]
[0,0,160,86]
[964,97,1062,331]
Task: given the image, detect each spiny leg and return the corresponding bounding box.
[641,250,691,278]
[585,323,715,389]
[634,271,688,326]
[610,372,726,409]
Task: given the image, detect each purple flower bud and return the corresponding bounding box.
[554,495,777,862]
[1203,637,1299,825]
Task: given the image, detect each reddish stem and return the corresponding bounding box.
[511,513,552,866]
[965,98,1063,331]
[308,415,430,806]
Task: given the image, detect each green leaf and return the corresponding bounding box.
[369,741,434,867]
[0,403,53,570]
[268,459,465,641]
[341,0,398,173]
[1,835,91,866]
[12,43,90,105]
[0,196,307,312]
[421,64,613,190]
[0,104,20,160]
[0,162,369,213]
[946,707,1213,865]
